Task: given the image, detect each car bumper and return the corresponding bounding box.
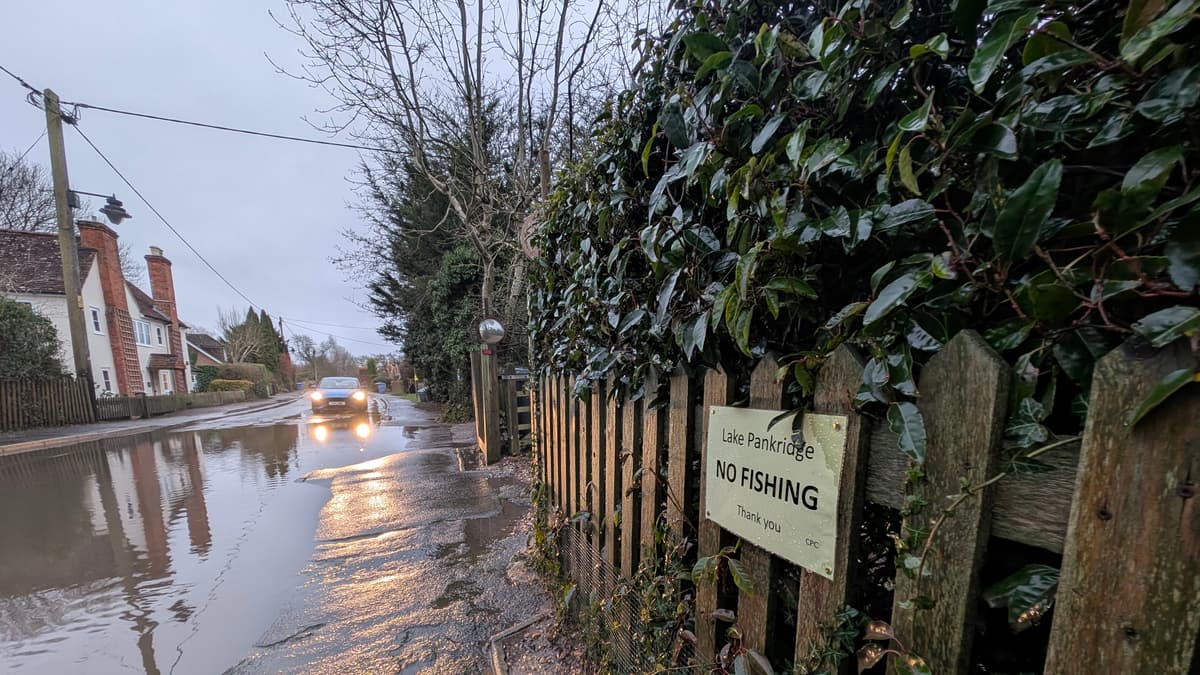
[312,398,368,411]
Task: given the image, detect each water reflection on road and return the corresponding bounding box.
[0,397,477,674]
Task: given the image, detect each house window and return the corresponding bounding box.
[90,307,103,334]
[134,320,152,346]
[156,326,164,345]
[160,370,173,394]
[100,369,113,393]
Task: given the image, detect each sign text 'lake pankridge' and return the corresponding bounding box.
[704,407,848,580]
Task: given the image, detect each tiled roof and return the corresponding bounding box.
[147,353,184,370]
[126,281,172,322]
[0,229,96,295]
[187,332,226,352]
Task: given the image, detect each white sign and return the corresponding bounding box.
[704,407,848,580]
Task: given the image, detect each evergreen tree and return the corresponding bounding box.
[257,309,281,372]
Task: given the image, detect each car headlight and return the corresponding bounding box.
[310,391,323,401]
[352,390,366,401]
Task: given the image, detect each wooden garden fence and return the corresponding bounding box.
[95,390,247,421]
[533,330,1199,674]
[0,375,96,432]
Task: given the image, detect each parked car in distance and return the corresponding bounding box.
[310,376,368,413]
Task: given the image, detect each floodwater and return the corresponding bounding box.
[0,397,542,674]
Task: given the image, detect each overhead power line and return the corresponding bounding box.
[0,63,40,96]
[71,125,264,311]
[280,316,379,331]
[4,129,46,175]
[65,101,400,154]
[283,317,395,349]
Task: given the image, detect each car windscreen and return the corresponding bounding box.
[319,377,360,389]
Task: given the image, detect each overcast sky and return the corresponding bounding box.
[1,1,396,356]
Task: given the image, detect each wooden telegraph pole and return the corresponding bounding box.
[43,88,91,377]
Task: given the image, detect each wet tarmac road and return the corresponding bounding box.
[0,396,543,674]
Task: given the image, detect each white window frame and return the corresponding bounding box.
[100,368,113,393]
[90,307,103,334]
[134,320,152,346]
[155,326,164,345]
[160,370,173,394]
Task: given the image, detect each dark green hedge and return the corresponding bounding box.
[530,0,1200,666]
[532,0,1199,457]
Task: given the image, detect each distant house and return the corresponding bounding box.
[0,220,192,396]
[184,332,227,391]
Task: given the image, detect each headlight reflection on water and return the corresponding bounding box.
[355,423,371,439]
[313,425,330,443]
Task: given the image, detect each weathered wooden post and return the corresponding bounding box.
[1045,340,1199,674]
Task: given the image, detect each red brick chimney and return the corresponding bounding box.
[145,246,187,393]
[78,220,145,394]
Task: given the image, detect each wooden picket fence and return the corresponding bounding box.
[0,375,96,431]
[533,330,1199,674]
[96,390,247,421]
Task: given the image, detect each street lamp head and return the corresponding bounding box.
[478,318,505,345]
[99,195,132,225]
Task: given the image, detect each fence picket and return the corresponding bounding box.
[640,372,664,565]
[665,372,693,543]
[890,331,1009,674]
[620,393,642,579]
[736,356,785,655]
[591,379,606,546]
[793,344,870,669]
[603,377,622,570]
[1044,340,1200,674]
[696,368,734,665]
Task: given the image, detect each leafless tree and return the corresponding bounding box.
[217,307,260,363]
[0,150,55,232]
[119,241,146,285]
[276,0,663,329]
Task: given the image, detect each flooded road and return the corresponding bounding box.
[0,396,543,674]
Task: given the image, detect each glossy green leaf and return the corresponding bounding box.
[764,276,817,298]
[751,114,786,154]
[993,159,1062,263]
[822,301,868,331]
[898,142,920,195]
[1121,146,1183,197]
[891,0,913,28]
[1121,0,1200,64]
[864,271,923,326]
[696,50,733,79]
[727,556,754,594]
[654,269,682,332]
[887,401,927,462]
[865,63,901,107]
[983,564,1060,633]
[1126,367,1198,425]
[969,11,1038,92]
[736,244,762,300]
[898,97,934,132]
[803,137,850,177]
[1022,21,1071,65]
[1166,225,1200,291]
[1132,305,1200,346]
[976,123,1018,159]
[785,120,810,167]
[659,100,690,147]
[910,33,950,59]
[682,31,730,60]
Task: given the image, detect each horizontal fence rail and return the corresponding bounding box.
[0,376,96,432]
[534,330,1200,674]
[96,390,247,421]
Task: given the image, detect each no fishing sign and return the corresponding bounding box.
[705,407,848,580]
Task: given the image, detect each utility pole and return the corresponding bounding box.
[44,88,91,378]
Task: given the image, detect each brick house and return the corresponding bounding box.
[0,220,193,396]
